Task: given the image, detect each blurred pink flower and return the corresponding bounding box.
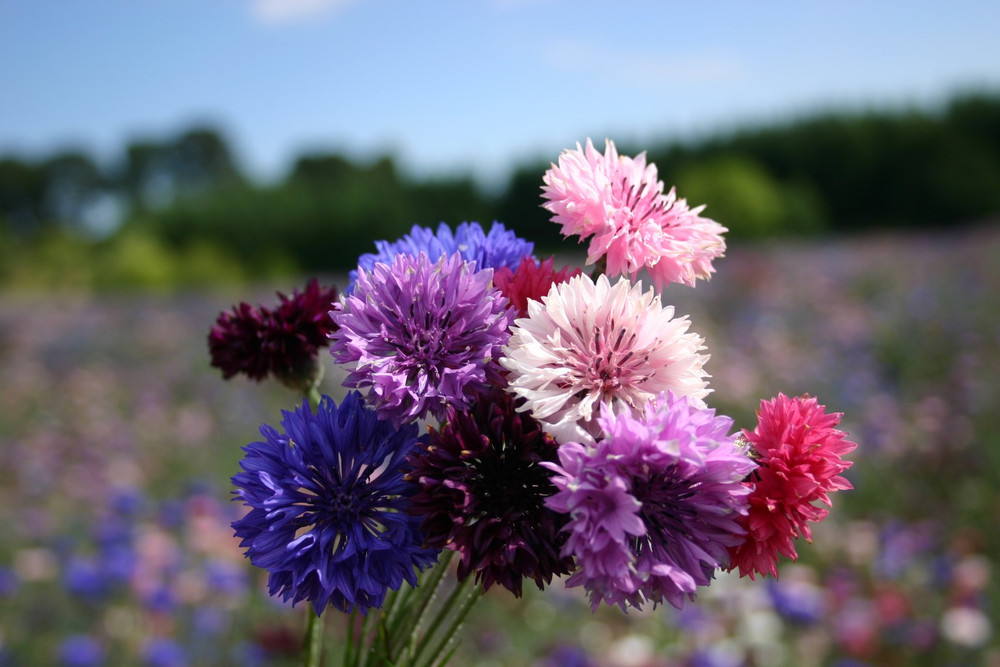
[500,273,710,445]
[729,393,857,579]
[542,138,727,289]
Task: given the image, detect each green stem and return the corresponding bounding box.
[402,552,454,648]
[343,608,359,667]
[409,576,482,667]
[306,384,322,410]
[302,604,324,667]
[420,582,482,667]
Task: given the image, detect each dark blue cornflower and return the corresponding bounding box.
[348,221,534,291]
[232,392,439,615]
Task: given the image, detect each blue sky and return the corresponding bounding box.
[2,0,999,188]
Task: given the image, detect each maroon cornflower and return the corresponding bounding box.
[208,279,339,391]
[406,388,573,597]
[493,256,582,319]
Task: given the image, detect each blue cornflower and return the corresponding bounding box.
[347,221,534,291]
[232,392,439,615]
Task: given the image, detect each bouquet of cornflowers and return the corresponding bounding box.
[209,139,857,666]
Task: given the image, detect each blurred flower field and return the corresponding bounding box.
[2,223,998,666]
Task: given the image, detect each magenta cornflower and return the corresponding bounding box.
[208,279,338,390]
[330,252,512,427]
[406,388,573,597]
[545,393,755,611]
[501,273,710,445]
[492,256,582,319]
[542,138,727,289]
[728,393,857,579]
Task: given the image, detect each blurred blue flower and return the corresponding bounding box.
[63,556,109,601]
[58,634,105,667]
[143,638,187,667]
[204,559,249,596]
[0,567,18,597]
[766,578,826,625]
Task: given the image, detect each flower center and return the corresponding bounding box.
[585,324,644,397]
[471,443,552,521]
[629,466,697,553]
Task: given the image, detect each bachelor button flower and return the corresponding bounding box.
[493,255,582,319]
[231,392,438,615]
[728,393,856,580]
[544,393,755,611]
[208,279,339,391]
[501,273,710,446]
[348,221,534,291]
[331,252,512,427]
[406,388,573,597]
[542,139,727,290]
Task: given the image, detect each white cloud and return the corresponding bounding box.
[544,40,745,87]
[250,0,361,26]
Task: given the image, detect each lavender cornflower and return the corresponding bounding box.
[545,392,755,611]
[331,252,511,427]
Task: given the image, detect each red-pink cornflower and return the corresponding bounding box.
[493,256,582,319]
[728,393,857,579]
[542,138,727,290]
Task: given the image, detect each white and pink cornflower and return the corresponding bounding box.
[500,273,710,445]
[542,138,727,290]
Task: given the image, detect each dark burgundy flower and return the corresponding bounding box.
[208,279,338,390]
[406,388,573,597]
[208,301,272,381]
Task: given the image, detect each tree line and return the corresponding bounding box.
[2,92,998,288]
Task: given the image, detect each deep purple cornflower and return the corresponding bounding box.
[331,252,512,427]
[208,279,338,391]
[231,392,439,615]
[544,392,755,611]
[406,388,573,597]
[348,221,534,291]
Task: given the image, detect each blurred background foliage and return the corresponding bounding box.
[2,92,998,290]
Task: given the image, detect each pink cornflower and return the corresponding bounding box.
[493,256,582,319]
[542,138,727,290]
[500,273,710,445]
[728,393,857,579]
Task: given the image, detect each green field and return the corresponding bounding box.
[2,224,998,666]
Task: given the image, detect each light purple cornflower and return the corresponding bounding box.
[331,251,511,426]
[544,392,755,611]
